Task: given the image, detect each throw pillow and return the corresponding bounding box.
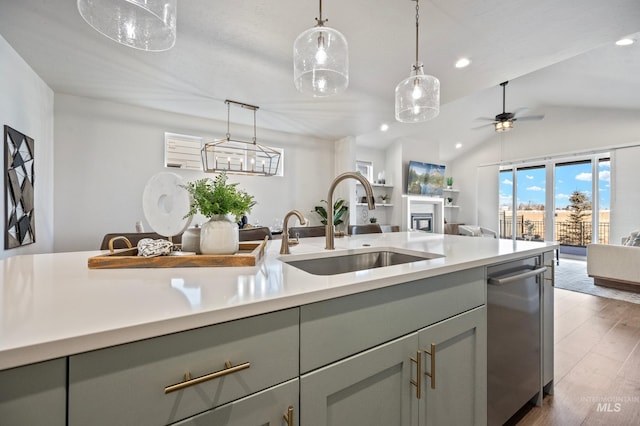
[624,230,640,246]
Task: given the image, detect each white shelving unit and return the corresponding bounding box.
[355,182,394,225]
[443,188,461,224]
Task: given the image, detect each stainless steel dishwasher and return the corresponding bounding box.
[487,257,547,426]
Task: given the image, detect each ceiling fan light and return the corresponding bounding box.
[395,64,440,123]
[495,120,513,132]
[77,0,177,52]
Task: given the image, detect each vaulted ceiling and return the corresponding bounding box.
[1,0,639,161]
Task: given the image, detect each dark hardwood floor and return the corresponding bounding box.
[516,288,640,425]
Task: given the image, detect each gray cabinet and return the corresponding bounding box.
[174,379,298,425]
[69,308,299,426]
[418,306,486,425]
[301,333,418,426]
[299,268,487,426]
[0,358,66,426]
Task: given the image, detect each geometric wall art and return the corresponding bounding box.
[4,125,35,249]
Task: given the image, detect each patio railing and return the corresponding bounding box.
[499,217,609,245]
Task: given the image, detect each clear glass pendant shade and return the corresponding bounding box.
[77,0,177,51]
[293,26,349,97]
[395,63,440,123]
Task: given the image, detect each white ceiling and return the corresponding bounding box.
[1,0,639,161]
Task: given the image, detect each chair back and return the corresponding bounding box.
[239,226,273,241]
[289,225,325,238]
[349,224,383,235]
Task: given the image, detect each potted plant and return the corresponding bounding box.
[314,198,348,226]
[523,219,536,241]
[379,193,390,204]
[369,217,378,223]
[182,172,256,254]
[446,177,454,189]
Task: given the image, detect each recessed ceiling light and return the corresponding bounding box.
[455,58,471,68]
[380,123,389,132]
[455,143,462,149]
[615,38,635,46]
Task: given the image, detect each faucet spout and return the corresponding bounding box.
[326,172,375,250]
[280,210,306,254]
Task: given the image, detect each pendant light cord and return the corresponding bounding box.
[415,0,420,66]
[316,0,327,26]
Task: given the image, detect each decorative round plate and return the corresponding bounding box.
[142,172,192,237]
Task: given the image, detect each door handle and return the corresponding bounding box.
[410,350,422,399]
[488,266,547,285]
[424,343,436,389]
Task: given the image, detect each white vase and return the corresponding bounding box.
[200,215,239,255]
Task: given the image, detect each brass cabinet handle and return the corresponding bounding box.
[424,343,436,389]
[410,350,422,399]
[164,361,250,394]
[283,406,294,426]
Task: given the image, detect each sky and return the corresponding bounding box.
[499,160,610,210]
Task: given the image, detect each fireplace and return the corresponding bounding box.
[402,195,444,233]
[412,213,434,232]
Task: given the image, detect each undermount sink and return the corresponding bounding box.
[282,249,444,276]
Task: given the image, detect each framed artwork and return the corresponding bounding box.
[407,161,445,196]
[355,160,373,182]
[4,126,35,248]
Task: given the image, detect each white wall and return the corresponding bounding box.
[0,35,54,259]
[610,145,640,244]
[53,95,334,252]
[449,105,640,236]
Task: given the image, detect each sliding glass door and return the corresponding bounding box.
[499,154,610,250]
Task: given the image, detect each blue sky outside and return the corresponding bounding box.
[499,160,610,210]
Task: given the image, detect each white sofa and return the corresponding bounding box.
[587,242,640,292]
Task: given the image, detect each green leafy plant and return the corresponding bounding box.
[446,176,454,187]
[379,193,390,203]
[314,198,348,226]
[369,217,378,223]
[182,172,256,220]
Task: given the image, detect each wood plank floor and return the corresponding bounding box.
[515,288,640,426]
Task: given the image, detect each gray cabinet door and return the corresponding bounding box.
[0,358,66,426]
[418,307,487,426]
[173,379,298,426]
[301,333,419,426]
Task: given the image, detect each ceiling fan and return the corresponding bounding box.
[474,81,544,132]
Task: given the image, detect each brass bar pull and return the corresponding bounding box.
[164,361,250,394]
[410,350,422,399]
[283,405,294,426]
[424,343,436,389]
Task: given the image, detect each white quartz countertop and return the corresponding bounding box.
[0,232,557,370]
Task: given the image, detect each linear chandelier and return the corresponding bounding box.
[293,0,349,97]
[77,0,177,51]
[201,100,281,177]
[395,0,440,123]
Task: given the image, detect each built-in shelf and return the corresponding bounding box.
[356,203,394,207]
[442,188,459,193]
[445,205,460,208]
[356,182,394,188]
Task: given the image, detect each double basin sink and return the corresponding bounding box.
[282,248,444,276]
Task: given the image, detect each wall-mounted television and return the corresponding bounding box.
[407,161,445,196]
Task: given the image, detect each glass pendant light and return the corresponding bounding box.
[395,0,440,123]
[293,0,348,97]
[77,0,177,52]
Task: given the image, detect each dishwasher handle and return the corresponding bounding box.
[488,266,547,286]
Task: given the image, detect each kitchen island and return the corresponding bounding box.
[0,232,557,425]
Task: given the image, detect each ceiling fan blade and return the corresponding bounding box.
[511,107,531,117]
[472,122,495,129]
[514,114,545,122]
[473,117,497,122]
